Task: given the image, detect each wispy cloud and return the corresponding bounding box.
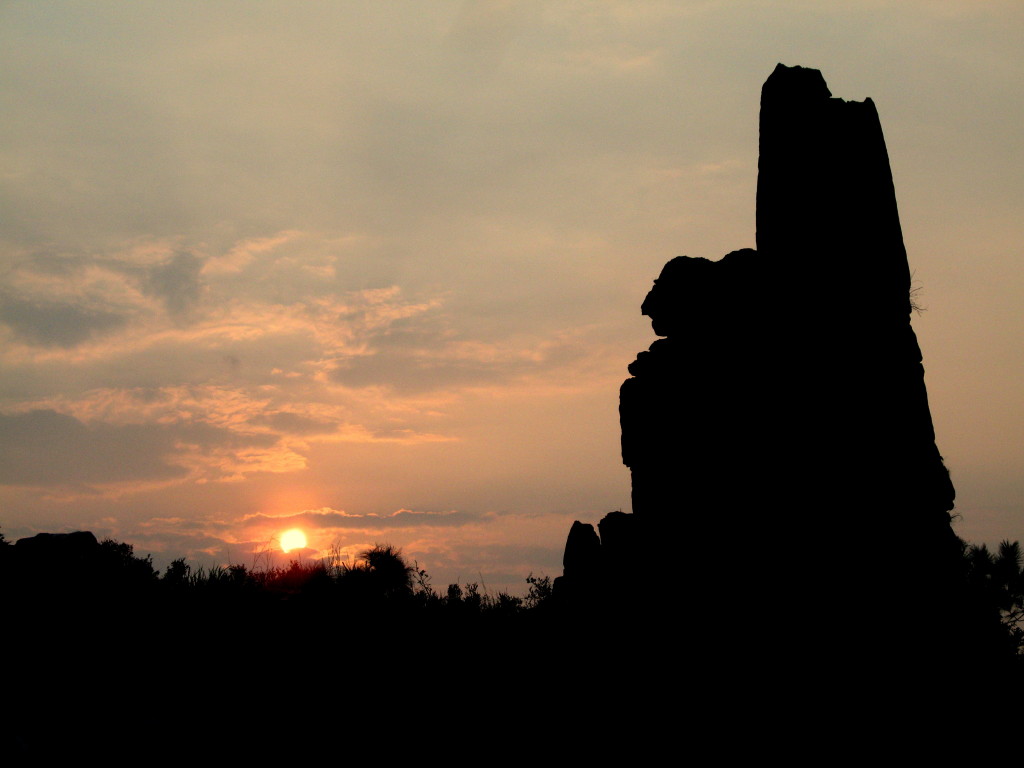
[243,507,483,530]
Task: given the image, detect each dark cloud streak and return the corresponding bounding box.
[144,252,204,317]
[0,292,127,347]
[0,409,280,487]
[0,409,185,485]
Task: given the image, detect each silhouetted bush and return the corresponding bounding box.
[525,573,553,610]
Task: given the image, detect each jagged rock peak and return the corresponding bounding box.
[762,63,832,102]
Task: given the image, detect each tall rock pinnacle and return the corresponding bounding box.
[758,62,909,312]
[559,65,973,667]
[751,64,953,527]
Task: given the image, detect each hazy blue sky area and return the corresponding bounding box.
[1,1,1021,591]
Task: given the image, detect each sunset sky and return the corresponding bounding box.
[2,1,1021,592]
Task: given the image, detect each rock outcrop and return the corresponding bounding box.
[558,64,977,665]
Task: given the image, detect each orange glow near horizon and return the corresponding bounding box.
[280,528,308,553]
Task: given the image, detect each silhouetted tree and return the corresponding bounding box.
[97,538,158,583]
[163,557,191,586]
[965,539,1024,653]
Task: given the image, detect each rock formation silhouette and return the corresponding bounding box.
[557,64,984,668]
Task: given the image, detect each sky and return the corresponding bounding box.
[1,1,1021,593]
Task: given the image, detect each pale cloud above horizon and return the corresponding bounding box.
[1,1,1021,592]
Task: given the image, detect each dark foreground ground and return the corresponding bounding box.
[3,535,1022,760]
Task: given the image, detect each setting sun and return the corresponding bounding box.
[280,529,308,553]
